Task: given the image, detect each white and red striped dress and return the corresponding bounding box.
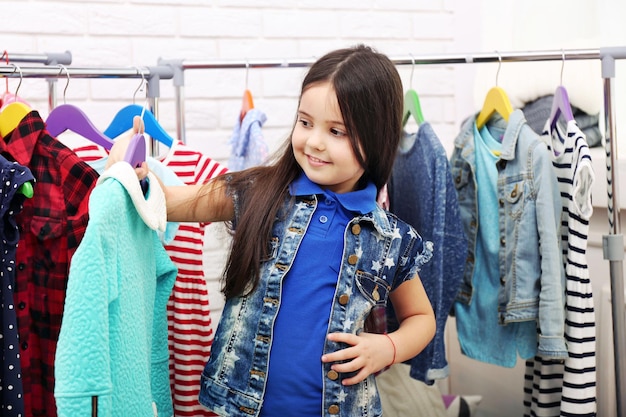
[73,141,228,417]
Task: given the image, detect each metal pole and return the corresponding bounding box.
[601,51,626,417]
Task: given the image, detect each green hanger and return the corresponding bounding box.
[402,54,424,126]
[18,181,34,198]
[402,89,424,126]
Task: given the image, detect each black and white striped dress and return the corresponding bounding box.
[523,119,597,417]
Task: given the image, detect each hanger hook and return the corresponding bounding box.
[10,63,23,98]
[57,64,70,104]
[132,66,146,105]
[560,49,565,85]
[409,53,416,89]
[244,59,250,90]
[2,50,9,93]
[495,50,502,87]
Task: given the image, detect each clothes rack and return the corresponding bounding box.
[0,64,174,156]
[159,46,626,415]
[1,50,73,111]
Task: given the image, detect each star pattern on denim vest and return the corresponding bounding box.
[335,389,348,403]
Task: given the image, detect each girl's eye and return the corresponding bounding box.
[299,119,311,127]
[330,128,346,137]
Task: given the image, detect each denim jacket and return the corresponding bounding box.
[199,191,433,417]
[449,110,567,359]
[387,124,467,383]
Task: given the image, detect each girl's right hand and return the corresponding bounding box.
[105,115,149,179]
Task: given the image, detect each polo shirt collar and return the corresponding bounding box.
[289,172,377,214]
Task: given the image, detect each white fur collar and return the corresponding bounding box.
[97,162,167,232]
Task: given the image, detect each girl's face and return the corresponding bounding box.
[292,82,365,194]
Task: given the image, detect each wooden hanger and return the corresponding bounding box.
[475,52,512,129]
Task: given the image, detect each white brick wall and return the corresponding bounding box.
[3,0,464,163]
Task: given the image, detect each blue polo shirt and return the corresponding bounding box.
[260,173,377,417]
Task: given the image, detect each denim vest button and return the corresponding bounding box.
[351,224,361,235]
[319,215,328,223]
[338,294,350,305]
[327,370,339,380]
[328,404,340,414]
[500,237,505,246]
[500,276,505,285]
[348,254,358,264]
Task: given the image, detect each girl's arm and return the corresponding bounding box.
[106,116,234,224]
[322,274,435,386]
[164,181,234,223]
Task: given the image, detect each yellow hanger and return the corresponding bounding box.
[0,64,30,138]
[475,86,512,129]
[475,51,513,130]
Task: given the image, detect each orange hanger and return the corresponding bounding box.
[239,60,254,122]
[239,89,254,122]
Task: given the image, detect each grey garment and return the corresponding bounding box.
[521,94,602,147]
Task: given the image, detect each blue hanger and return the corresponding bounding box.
[46,104,115,150]
[104,104,174,148]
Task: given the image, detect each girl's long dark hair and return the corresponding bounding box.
[217,44,403,299]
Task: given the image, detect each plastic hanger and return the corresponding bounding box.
[548,52,575,131]
[103,68,174,147]
[17,180,34,198]
[475,86,513,129]
[402,54,424,126]
[45,65,115,150]
[104,104,173,148]
[475,52,513,129]
[239,60,254,122]
[240,89,254,122]
[0,64,32,138]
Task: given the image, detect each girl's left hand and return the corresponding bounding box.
[321,332,394,386]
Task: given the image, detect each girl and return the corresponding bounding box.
[117,44,435,417]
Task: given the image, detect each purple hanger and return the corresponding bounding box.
[549,86,575,131]
[45,104,114,150]
[123,133,146,168]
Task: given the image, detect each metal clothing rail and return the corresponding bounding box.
[2,50,72,65]
[0,64,175,156]
[159,46,626,415]
[1,50,73,111]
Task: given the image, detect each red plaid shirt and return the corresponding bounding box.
[0,112,99,417]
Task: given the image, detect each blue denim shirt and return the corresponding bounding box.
[199,187,433,417]
[449,110,567,359]
[387,123,467,383]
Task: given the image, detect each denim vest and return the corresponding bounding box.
[199,193,433,417]
[449,110,567,359]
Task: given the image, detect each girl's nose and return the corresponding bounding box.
[307,129,325,150]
